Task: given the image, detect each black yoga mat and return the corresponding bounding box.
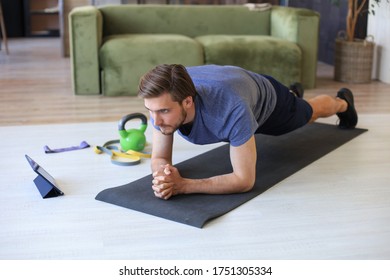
[96,123,367,228]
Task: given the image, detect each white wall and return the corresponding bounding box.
[367,0,390,83]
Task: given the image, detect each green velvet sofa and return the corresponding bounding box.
[69,4,319,96]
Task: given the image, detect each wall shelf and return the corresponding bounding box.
[24,0,61,37]
[30,10,59,15]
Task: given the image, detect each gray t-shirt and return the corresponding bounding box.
[177,65,277,146]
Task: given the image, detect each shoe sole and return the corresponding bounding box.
[336,88,358,129]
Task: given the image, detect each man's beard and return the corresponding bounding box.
[159,107,187,135]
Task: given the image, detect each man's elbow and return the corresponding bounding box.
[237,177,255,193]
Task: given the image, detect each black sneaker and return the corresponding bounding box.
[289,82,304,98]
[336,88,358,129]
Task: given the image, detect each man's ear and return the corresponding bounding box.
[183,96,193,108]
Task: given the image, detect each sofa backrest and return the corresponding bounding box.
[99,5,271,38]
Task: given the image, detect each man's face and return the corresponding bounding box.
[144,92,189,135]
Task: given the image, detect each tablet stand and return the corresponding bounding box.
[33,175,63,199]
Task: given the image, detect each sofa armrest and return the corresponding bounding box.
[69,6,103,95]
[271,7,320,89]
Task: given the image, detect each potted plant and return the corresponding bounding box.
[333,0,384,83]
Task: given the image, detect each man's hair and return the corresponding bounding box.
[138,64,197,102]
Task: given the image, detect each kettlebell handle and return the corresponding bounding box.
[118,113,148,132]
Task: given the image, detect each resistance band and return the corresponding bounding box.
[94,140,151,166]
[44,141,90,153]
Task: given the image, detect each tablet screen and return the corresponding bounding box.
[25,154,63,195]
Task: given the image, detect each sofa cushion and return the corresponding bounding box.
[99,5,271,37]
[99,34,204,96]
[196,35,302,87]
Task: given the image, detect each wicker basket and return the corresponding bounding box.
[334,37,375,83]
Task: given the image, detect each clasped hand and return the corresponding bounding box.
[152,164,183,200]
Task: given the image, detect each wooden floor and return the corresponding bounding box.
[0,37,389,126]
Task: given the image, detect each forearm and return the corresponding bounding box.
[150,129,173,174]
[151,157,171,173]
[152,136,257,199]
[181,172,254,195]
[180,137,257,195]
